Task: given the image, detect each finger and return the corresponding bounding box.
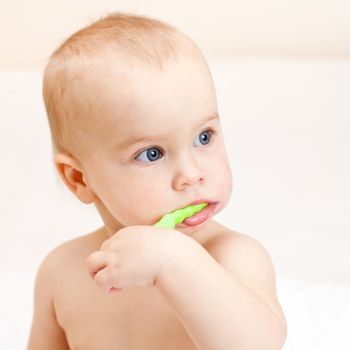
[100,236,121,251]
[100,238,112,251]
[86,251,118,279]
[94,267,122,293]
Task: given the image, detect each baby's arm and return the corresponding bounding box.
[156,232,287,350]
[27,251,70,350]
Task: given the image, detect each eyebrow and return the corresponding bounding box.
[116,112,219,150]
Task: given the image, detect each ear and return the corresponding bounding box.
[54,153,97,204]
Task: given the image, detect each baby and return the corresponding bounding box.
[28,12,287,350]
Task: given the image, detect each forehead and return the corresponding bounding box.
[90,57,218,145]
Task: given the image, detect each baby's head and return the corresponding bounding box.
[43,12,232,236]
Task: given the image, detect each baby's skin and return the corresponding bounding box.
[28,218,286,349]
[28,15,287,349]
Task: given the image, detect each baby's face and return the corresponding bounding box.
[78,57,233,236]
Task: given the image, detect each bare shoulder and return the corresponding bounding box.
[32,227,107,305]
[205,222,285,324]
[204,221,273,267]
[43,228,107,267]
[208,226,276,276]
[28,228,107,349]
[31,227,107,312]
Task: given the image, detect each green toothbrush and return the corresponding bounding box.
[153,203,208,229]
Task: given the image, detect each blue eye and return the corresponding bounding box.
[194,129,213,147]
[135,147,163,162]
[134,128,215,163]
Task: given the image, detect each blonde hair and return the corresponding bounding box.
[43,12,204,158]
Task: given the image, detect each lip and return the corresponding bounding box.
[177,201,218,228]
[188,199,217,206]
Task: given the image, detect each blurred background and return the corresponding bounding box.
[1,0,350,67]
[1,1,350,349]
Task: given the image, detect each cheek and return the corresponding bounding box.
[210,149,233,196]
[217,165,233,194]
[108,173,168,217]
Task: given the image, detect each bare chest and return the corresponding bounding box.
[55,284,197,350]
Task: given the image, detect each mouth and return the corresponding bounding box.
[188,199,216,206]
[177,200,218,227]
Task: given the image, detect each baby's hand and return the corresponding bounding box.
[86,226,186,293]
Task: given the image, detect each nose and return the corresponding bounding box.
[171,153,205,191]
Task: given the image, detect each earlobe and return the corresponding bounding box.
[54,153,97,204]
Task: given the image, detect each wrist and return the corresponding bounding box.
[156,231,202,289]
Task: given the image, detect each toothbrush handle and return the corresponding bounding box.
[153,203,208,229]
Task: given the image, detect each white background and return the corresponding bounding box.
[1,0,350,68]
